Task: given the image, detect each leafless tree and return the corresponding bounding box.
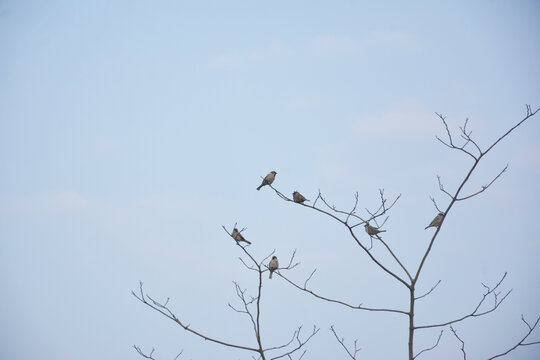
[263,105,540,359]
[133,106,539,359]
[132,224,319,360]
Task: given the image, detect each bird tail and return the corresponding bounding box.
[244,239,252,245]
[380,230,386,232]
[256,185,263,190]
[424,225,430,230]
[269,271,273,279]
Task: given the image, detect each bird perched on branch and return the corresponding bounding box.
[268,256,279,279]
[257,171,277,190]
[232,228,251,244]
[425,213,445,230]
[293,191,309,203]
[365,222,386,236]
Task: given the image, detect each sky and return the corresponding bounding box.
[1,1,539,359]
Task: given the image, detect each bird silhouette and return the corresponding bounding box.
[365,222,386,236]
[268,256,279,279]
[293,191,309,203]
[257,171,277,190]
[425,213,445,230]
[232,228,251,244]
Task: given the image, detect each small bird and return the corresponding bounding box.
[293,191,309,203]
[365,222,386,236]
[232,228,251,244]
[268,256,279,279]
[257,171,277,190]
[425,212,445,230]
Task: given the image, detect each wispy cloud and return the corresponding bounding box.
[308,31,420,60]
[208,43,292,68]
[355,100,438,136]
[43,190,89,211]
[287,93,323,110]
[1,190,89,214]
[93,135,120,154]
[308,35,360,60]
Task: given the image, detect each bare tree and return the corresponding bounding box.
[263,105,540,359]
[132,225,319,360]
[133,106,539,359]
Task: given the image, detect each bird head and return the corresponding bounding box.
[233,228,239,232]
[271,171,277,174]
[272,256,277,260]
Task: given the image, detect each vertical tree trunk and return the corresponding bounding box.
[408,285,415,360]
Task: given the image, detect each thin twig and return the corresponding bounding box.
[330,326,361,359]
[413,330,444,359]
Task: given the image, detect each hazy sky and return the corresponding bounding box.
[1,1,539,359]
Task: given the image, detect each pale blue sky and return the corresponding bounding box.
[1,1,539,359]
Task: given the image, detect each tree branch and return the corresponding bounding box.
[133,346,183,360]
[456,165,508,201]
[413,330,443,359]
[268,185,410,289]
[277,270,408,315]
[415,280,442,301]
[132,282,260,353]
[330,326,361,360]
[269,326,319,360]
[450,326,467,360]
[486,315,540,359]
[416,273,511,329]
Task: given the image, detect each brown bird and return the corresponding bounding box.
[257,171,277,190]
[293,191,309,203]
[232,228,251,244]
[365,222,386,236]
[268,256,279,279]
[425,213,444,230]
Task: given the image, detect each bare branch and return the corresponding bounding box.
[132,282,260,352]
[133,345,157,360]
[269,325,319,360]
[133,345,183,360]
[486,315,540,359]
[436,175,454,199]
[377,235,413,282]
[229,281,258,336]
[483,105,540,156]
[450,326,467,360]
[267,185,410,288]
[456,165,508,201]
[429,197,444,213]
[278,271,408,315]
[330,326,361,359]
[413,330,444,359]
[416,273,511,329]
[435,113,478,160]
[415,108,538,284]
[415,280,442,301]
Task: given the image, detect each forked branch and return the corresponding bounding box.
[416,273,511,329]
[413,330,443,359]
[486,315,540,359]
[277,270,408,315]
[133,346,183,360]
[330,326,362,360]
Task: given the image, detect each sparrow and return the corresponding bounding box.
[257,171,277,190]
[425,212,445,230]
[365,222,386,236]
[293,191,309,203]
[268,256,279,279]
[232,228,251,244]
